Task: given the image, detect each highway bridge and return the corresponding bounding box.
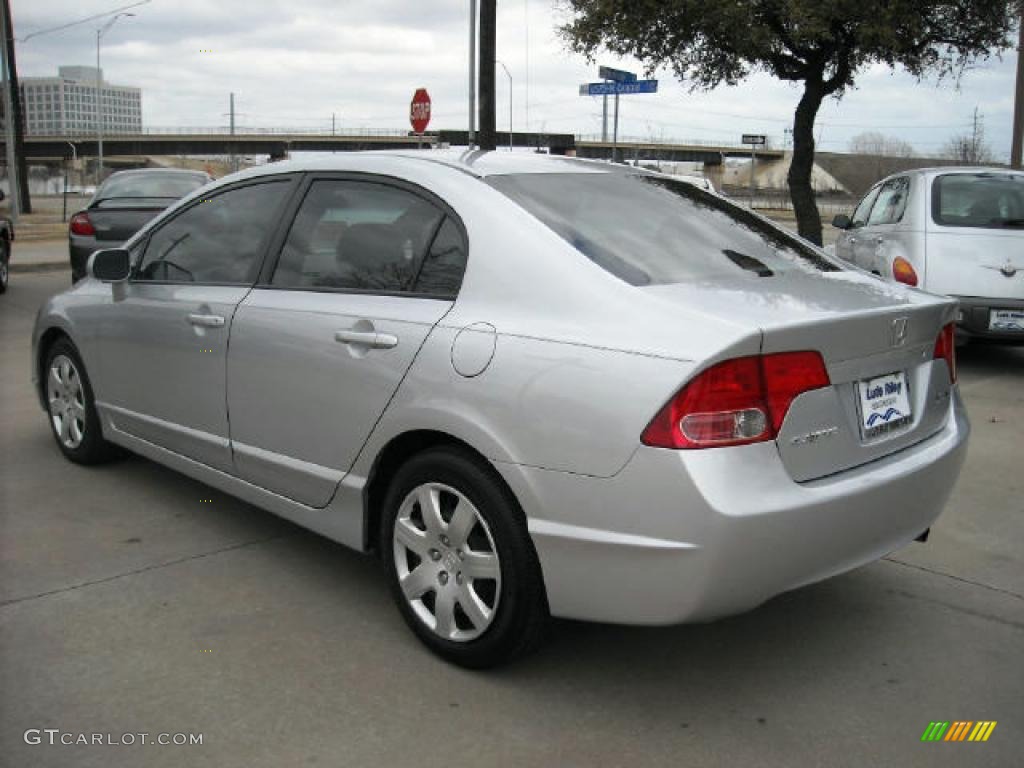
[6,129,784,165]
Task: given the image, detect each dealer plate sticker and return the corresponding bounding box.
[857,371,912,438]
[989,309,1024,331]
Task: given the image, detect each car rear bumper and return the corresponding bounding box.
[69,238,97,282]
[954,296,1024,344]
[498,390,969,625]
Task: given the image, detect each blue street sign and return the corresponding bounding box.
[579,80,658,96]
[598,66,637,83]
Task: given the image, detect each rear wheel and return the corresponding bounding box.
[0,236,9,293]
[43,339,120,464]
[381,447,549,668]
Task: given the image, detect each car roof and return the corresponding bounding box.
[236,149,625,180]
[105,168,211,178]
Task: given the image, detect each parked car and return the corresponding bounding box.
[69,168,212,282]
[33,151,968,667]
[832,167,1024,343]
[0,198,13,294]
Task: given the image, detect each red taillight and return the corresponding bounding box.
[892,257,918,287]
[641,352,830,449]
[933,322,957,383]
[69,212,95,237]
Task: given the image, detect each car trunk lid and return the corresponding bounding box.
[88,198,175,244]
[925,228,1024,301]
[643,270,957,481]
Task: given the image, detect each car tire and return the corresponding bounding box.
[43,338,120,464]
[380,446,549,668]
[0,236,9,294]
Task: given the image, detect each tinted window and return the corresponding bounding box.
[135,181,290,284]
[932,173,1024,228]
[412,218,468,297]
[99,172,208,202]
[487,173,836,286]
[271,179,446,293]
[866,177,910,226]
[851,185,881,227]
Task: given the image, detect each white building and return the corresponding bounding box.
[20,66,142,136]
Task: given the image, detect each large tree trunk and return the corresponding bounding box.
[787,78,824,245]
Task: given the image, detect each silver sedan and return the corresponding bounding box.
[31,151,969,667]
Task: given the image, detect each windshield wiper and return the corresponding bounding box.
[722,249,774,277]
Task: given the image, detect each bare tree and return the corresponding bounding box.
[941,113,995,163]
[848,131,916,157]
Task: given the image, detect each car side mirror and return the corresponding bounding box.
[88,248,131,282]
[831,214,852,230]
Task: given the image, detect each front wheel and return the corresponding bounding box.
[43,338,120,464]
[381,447,549,668]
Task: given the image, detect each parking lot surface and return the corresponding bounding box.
[2,269,1022,767]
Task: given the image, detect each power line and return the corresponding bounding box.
[18,0,151,43]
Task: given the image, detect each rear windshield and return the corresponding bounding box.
[932,173,1024,228]
[486,172,837,286]
[98,173,208,203]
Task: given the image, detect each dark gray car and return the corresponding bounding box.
[69,168,211,281]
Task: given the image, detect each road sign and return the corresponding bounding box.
[410,88,431,134]
[579,80,658,96]
[742,134,767,146]
[598,66,637,83]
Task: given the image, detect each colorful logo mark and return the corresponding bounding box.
[921,721,997,742]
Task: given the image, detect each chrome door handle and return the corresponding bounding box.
[187,313,225,328]
[334,330,399,349]
[848,237,857,244]
[875,237,885,244]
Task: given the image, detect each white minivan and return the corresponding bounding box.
[833,167,1024,343]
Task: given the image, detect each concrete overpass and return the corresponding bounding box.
[6,129,783,166]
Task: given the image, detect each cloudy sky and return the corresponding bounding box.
[13,0,1022,159]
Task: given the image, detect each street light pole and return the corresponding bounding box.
[96,12,133,185]
[496,59,512,150]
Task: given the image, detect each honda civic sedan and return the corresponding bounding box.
[32,151,969,667]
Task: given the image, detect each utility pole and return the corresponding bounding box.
[468,0,476,148]
[478,0,496,150]
[331,112,336,136]
[971,106,980,162]
[1,0,29,213]
[611,93,619,162]
[1011,6,1024,168]
[229,92,236,173]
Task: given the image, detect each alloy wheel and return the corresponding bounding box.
[47,354,87,449]
[392,482,502,642]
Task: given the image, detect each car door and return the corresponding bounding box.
[860,176,911,274]
[93,176,298,472]
[226,175,469,507]
[835,184,881,265]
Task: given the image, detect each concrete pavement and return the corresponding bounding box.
[1,271,1022,767]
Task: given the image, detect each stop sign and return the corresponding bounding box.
[410,88,431,134]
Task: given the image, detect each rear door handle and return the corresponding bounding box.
[875,237,885,245]
[334,330,399,349]
[187,313,226,328]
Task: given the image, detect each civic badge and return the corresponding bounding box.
[890,317,909,348]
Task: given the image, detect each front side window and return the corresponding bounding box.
[135,180,291,284]
[932,173,1024,228]
[866,177,910,226]
[271,179,459,294]
[851,185,881,227]
[487,172,837,287]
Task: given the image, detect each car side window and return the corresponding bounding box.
[271,179,453,294]
[411,217,468,297]
[866,177,910,226]
[851,185,881,227]
[135,181,291,284]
